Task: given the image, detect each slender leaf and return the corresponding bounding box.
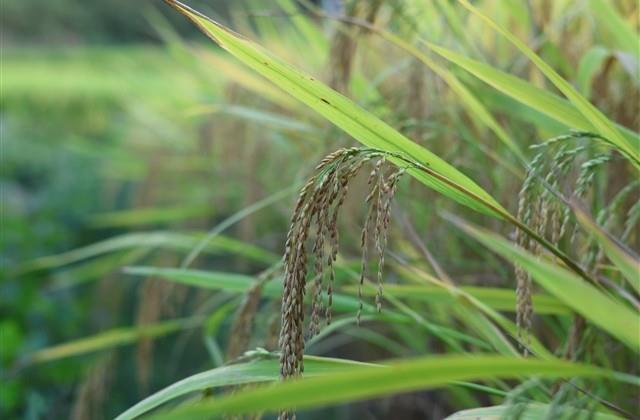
[450,217,640,352]
[347,283,569,314]
[22,317,202,366]
[446,404,622,419]
[18,232,278,273]
[116,353,377,420]
[149,355,631,419]
[589,0,639,55]
[425,43,639,147]
[164,0,506,217]
[572,205,640,294]
[124,266,382,315]
[458,0,640,168]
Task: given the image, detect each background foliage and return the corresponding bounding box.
[2,0,638,419]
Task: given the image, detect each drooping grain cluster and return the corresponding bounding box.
[279,147,404,384]
[358,158,404,322]
[514,132,631,355]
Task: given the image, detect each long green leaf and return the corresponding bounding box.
[163,0,505,217]
[21,317,202,366]
[18,231,278,273]
[394,264,554,358]
[458,0,640,168]
[149,355,631,419]
[117,353,377,420]
[347,283,569,314]
[589,0,639,55]
[376,30,526,163]
[446,404,622,420]
[425,43,639,147]
[451,217,640,352]
[572,205,640,294]
[124,266,381,315]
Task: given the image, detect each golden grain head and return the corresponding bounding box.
[279,148,404,378]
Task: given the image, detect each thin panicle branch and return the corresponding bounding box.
[279,148,403,385]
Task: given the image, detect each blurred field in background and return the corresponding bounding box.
[2,0,638,419]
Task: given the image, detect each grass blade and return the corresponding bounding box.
[116,354,377,420]
[425,42,639,147]
[588,0,639,55]
[20,317,202,366]
[148,355,630,419]
[123,266,381,315]
[572,205,640,294]
[163,0,505,217]
[18,232,278,273]
[348,283,569,314]
[458,0,640,168]
[446,404,622,419]
[450,216,640,353]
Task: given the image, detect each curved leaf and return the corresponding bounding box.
[425,43,639,147]
[446,404,622,420]
[148,355,631,419]
[116,354,378,420]
[21,317,202,366]
[164,0,505,217]
[451,217,640,353]
[458,0,640,168]
[572,205,640,294]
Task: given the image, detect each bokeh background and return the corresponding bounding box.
[2,0,638,419]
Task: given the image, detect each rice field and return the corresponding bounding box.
[3,0,639,419]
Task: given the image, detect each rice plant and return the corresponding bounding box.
[4,0,639,419]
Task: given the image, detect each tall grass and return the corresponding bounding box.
[5,0,638,419]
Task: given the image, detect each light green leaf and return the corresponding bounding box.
[451,217,640,353]
[347,283,569,314]
[123,266,381,315]
[18,231,278,273]
[116,354,377,420]
[458,0,640,168]
[185,104,316,132]
[589,0,639,55]
[164,0,506,217]
[445,404,622,419]
[149,355,631,419]
[22,317,202,366]
[573,205,640,294]
[425,42,639,147]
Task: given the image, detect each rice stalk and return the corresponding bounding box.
[514,132,635,358]
[71,353,115,420]
[279,148,404,378]
[226,282,264,360]
[277,147,405,420]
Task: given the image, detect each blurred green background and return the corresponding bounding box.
[2,0,638,419]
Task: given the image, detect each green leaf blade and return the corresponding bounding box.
[149,355,622,419]
[165,0,506,218]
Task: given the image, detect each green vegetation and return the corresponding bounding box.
[3,0,638,419]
